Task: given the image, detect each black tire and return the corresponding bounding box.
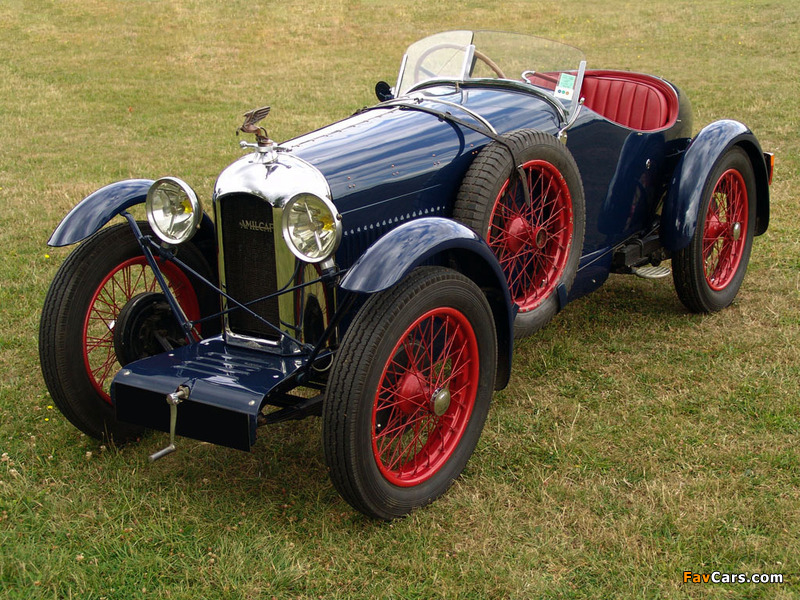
[39,222,217,443]
[454,129,585,338]
[672,147,756,313]
[323,267,497,519]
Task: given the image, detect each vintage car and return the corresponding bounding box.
[40,31,773,519]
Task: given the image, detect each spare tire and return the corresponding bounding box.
[454,129,585,338]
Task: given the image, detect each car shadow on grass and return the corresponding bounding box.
[115,416,357,522]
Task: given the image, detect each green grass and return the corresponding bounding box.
[2,0,800,597]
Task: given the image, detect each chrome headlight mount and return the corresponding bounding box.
[146,177,203,245]
[281,192,342,268]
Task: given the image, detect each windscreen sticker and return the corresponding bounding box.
[555,73,576,100]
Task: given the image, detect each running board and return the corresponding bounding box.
[631,265,671,279]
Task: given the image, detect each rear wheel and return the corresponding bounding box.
[672,147,756,312]
[455,130,585,338]
[39,222,217,442]
[323,267,497,519]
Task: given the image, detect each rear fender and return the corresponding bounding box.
[661,120,770,252]
[47,178,216,267]
[340,217,514,390]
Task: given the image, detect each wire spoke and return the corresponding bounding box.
[488,160,572,311]
[372,306,480,484]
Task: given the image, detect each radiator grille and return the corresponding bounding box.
[219,194,281,341]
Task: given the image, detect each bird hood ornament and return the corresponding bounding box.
[238,106,272,146]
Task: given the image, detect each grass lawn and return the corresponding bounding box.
[1,0,799,598]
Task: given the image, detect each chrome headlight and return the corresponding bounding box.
[281,193,342,263]
[146,177,202,245]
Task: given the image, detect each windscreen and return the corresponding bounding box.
[395,30,586,109]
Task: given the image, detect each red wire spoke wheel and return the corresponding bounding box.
[487,159,573,312]
[39,222,216,442]
[82,257,200,402]
[673,147,756,313]
[455,129,584,338]
[323,267,497,519]
[371,306,479,486]
[701,169,748,291]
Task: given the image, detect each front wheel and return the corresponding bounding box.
[39,222,217,443]
[323,267,497,519]
[672,147,757,312]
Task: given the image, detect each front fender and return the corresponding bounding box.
[48,179,217,267]
[661,120,770,251]
[48,179,154,247]
[341,217,515,389]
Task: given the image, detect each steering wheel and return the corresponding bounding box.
[521,70,561,87]
[412,43,507,83]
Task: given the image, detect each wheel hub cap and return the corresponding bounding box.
[113,292,181,367]
[431,387,451,417]
[506,217,528,253]
[398,371,428,415]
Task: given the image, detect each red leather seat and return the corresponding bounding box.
[580,70,678,131]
